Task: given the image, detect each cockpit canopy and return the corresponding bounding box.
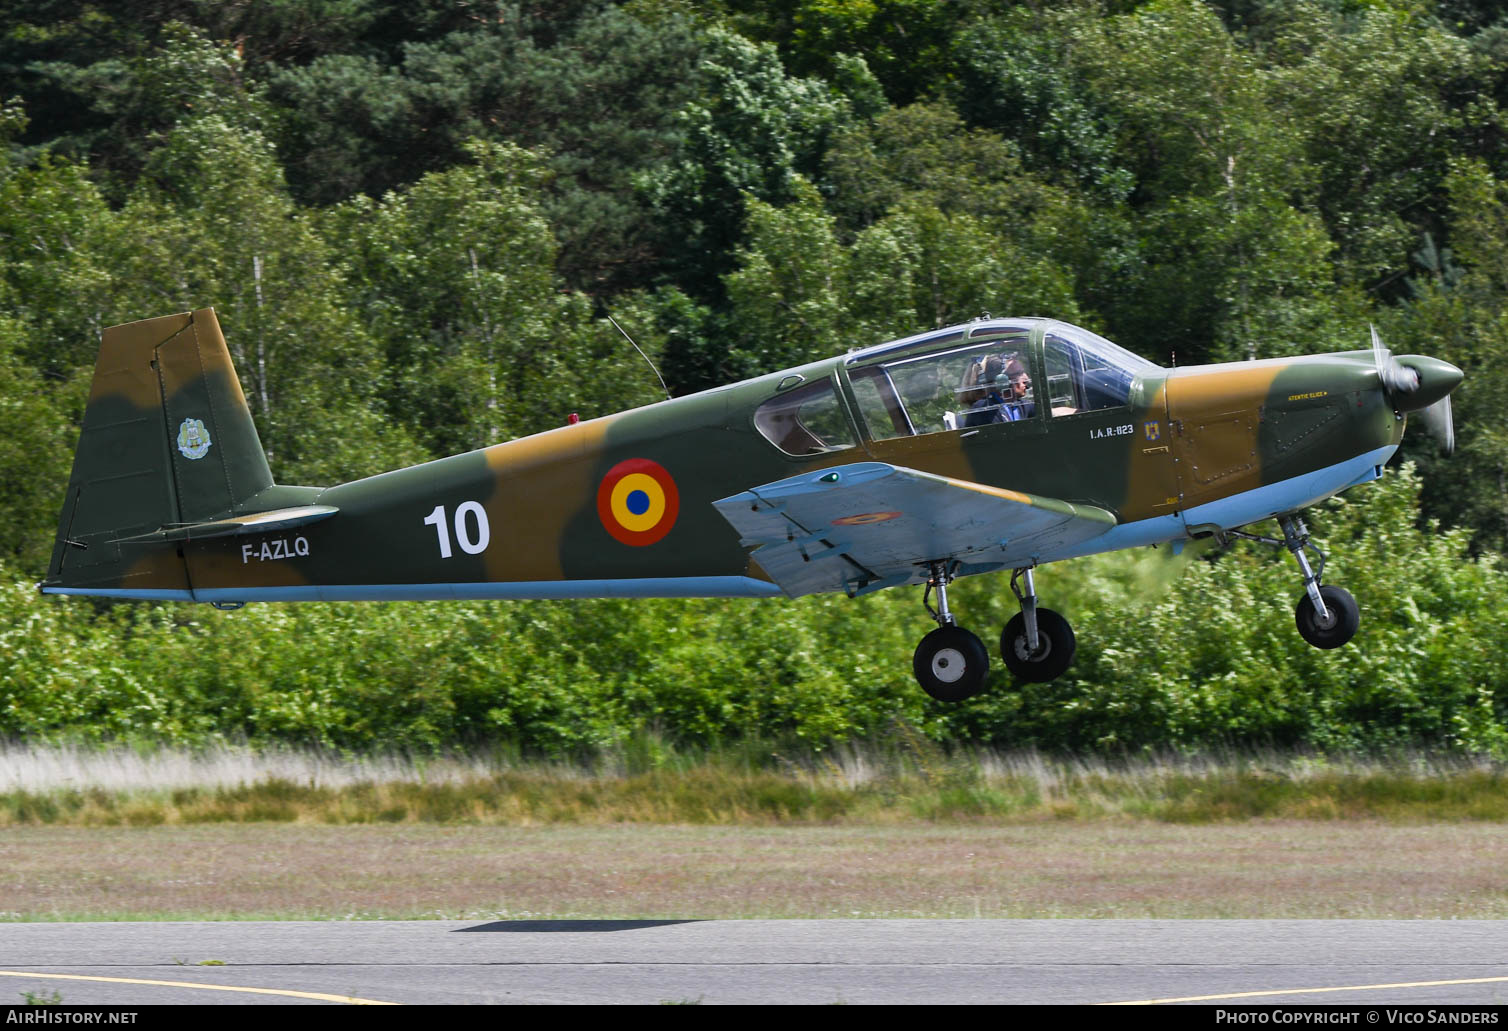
[752,319,1158,455]
[846,319,1156,440]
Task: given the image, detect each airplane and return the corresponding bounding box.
[39,308,1461,702]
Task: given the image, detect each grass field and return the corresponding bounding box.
[3,741,1507,827]
[2,743,1506,921]
[5,822,1507,921]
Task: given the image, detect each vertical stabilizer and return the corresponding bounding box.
[45,308,273,591]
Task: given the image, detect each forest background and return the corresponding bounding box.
[2,0,1507,761]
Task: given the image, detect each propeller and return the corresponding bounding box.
[1419,394,1455,455]
[1370,324,1456,455]
[1370,324,1419,396]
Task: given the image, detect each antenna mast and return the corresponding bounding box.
[606,313,672,402]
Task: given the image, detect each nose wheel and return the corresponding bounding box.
[1295,584,1359,649]
[1230,514,1360,649]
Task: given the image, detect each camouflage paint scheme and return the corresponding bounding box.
[42,309,1452,609]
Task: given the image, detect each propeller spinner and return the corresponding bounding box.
[1369,324,1461,454]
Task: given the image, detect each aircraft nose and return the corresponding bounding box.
[1386,354,1463,413]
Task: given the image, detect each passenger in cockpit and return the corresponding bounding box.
[964,356,1020,426]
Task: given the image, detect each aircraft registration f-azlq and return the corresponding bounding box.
[41,308,1461,701]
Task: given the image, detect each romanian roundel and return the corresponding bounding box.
[597,458,680,546]
[832,511,902,526]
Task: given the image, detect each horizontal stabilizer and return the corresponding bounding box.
[116,505,339,543]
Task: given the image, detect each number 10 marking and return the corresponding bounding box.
[423,502,491,558]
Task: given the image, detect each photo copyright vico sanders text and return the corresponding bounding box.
[1216,1013,1499,1025]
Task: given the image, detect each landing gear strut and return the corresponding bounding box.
[910,561,1081,701]
[912,561,989,703]
[1278,514,1359,649]
[1000,566,1076,682]
[1232,514,1359,649]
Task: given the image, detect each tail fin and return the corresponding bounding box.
[44,308,274,593]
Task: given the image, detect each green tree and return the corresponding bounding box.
[641,25,848,302]
[20,21,265,198]
[725,175,1086,374]
[268,4,707,296]
[1066,0,1343,362]
[713,0,987,106]
[848,201,1085,336]
[950,5,1134,203]
[0,103,116,374]
[107,114,424,484]
[724,178,847,375]
[327,139,665,456]
[1264,2,1493,290]
[1389,156,1508,552]
[0,316,83,574]
[824,102,1041,231]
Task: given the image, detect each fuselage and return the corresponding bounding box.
[42,317,1415,604]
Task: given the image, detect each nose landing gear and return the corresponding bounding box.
[1231,514,1360,649]
[1278,515,1359,649]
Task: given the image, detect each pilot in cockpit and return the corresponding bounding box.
[962,356,1014,425]
[1004,358,1035,419]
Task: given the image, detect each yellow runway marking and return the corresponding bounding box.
[0,969,399,1005]
[1105,974,1508,1005]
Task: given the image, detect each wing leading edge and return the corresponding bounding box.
[712,462,1117,598]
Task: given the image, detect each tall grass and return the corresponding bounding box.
[2,739,1505,827]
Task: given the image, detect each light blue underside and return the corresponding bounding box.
[40,576,786,604]
[39,446,1396,605]
[1044,444,1397,562]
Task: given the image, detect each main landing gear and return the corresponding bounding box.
[1230,513,1359,649]
[911,561,1078,703]
[913,562,990,703]
[1000,567,1077,682]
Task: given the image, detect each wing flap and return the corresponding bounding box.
[714,462,1115,597]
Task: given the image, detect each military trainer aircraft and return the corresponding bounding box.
[40,308,1461,701]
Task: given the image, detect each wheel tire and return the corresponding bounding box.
[913,626,990,702]
[1000,608,1076,682]
[1295,585,1359,649]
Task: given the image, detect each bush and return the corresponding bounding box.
[3,465,1504,757]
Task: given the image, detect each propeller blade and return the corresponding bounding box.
[1370,324,1420,397]
[1418,393,1455,455]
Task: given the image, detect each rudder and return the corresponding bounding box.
[45,308,274,591]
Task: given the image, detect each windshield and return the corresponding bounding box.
[1042,323,1154,414]
[1045,321,1158,373]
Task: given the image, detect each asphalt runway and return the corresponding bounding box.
[3,920,1508,1005]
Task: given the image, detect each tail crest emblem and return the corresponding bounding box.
[176,417,213,460]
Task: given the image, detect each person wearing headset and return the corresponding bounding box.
[964,355,1031,426]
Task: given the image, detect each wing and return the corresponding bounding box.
[712,462,1116,598]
